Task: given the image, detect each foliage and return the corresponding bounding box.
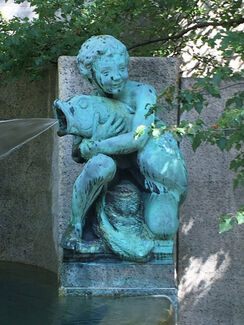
[1,0,244,231]
[1,0,243,81]
[145,68,244,233]
[219,206,244,233]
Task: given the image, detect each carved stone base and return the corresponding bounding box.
[63,238,174,264]
[59,259,178,322]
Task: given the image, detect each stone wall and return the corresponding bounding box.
[0,67,58,273]
[53,56,180,269]
[178,79,244,325]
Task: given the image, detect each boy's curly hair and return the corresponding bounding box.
[77,35,129,82]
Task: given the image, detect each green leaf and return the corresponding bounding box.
[213,73,222,85]
[233,178,239,189]
[185,91,192,103]
[219,215,236,233]
[192,134,202,151]
[235,212,244,225]
[195,119,205,126]
[194,101,203,114]
[216,137,227,151]
[134,125,147,140]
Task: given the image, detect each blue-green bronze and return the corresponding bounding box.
[53,35,188,262]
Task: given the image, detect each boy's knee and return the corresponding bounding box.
[144,193,179,238]
[90,154,116,181]
[147,215,179,238]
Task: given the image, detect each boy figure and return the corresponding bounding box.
[62,35,187,253]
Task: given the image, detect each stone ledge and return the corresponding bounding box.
[59,286,177,299]
[60,261,175,291]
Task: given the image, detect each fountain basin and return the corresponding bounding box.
[0,262,175,325]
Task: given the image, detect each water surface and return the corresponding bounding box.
[0,262,174,325]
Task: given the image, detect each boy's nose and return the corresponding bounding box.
[111,71,121,81]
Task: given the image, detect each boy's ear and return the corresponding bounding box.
[76,56,93,80]
[77,64,93,83]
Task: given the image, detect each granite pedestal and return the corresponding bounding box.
[54,57,180,323]
[59,254,177,322]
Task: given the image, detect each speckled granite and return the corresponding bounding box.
[55,58,180,324]
[178,79,244,325]
[0,67,58,273]
[54,56,180,267]
[60,260,178,322]
[60,261,175,290]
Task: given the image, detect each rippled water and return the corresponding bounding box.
[0,118,57,159]
[0,262,174,325]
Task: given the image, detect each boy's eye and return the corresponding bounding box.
[102,71,109,76]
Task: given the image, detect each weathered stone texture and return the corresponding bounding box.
[61,262,175,291]
[54,56,180,266]
[0,68,58,273]
[178,78,244,325]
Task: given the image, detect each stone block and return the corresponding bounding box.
[54,57,180,265]
[0,67,58,273]
[54,58,180,315]
[59,260,178,321]
[178,78,244,325]
[60,261,175,293]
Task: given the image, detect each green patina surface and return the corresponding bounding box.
[53,35,188,262]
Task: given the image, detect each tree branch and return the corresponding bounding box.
[220,83,244,91]
[128,18,244,51]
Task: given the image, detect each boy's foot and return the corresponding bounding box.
[61,224,82,251]
[61,224,105,253]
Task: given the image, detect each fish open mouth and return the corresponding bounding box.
[53,100,68,136]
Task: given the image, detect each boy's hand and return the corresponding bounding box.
[92,112,126,141]
[79,139,99,159]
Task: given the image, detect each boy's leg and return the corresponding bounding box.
[61,154,116,250]
[137,137,187,238]
[143,191,179,239]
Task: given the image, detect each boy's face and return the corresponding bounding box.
[93,53,128,95]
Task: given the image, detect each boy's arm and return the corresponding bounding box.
[72,135,86,163]
[80,85,157,158]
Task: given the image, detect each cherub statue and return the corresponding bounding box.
[54,35,188,261]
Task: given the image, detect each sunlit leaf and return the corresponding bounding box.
[235,212,244,225]
[219,215,236,233]
[134,125,147,140]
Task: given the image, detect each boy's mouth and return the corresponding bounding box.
[112,82,124,89]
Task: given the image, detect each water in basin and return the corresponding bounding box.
[0,262,174,325]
